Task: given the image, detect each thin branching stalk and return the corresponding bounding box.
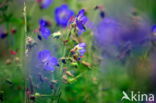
[50,29,72,103]
[60,30,71,74]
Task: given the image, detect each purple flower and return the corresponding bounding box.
[39,19,51,27]
[75,9,88,35]
[38,50,58,71]
[38,19,51,39]
[39,27,51,39]
[73,43,86,56]
[38,0,53,9]
[54,4,74,27]
[69,9,88,35]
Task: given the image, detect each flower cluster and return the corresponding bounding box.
[25,4,89,97]
[35,7,88,73]
[38,50,59,71]
[54,5,88,35]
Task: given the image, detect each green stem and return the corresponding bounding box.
[98,83,102,103]
[23,2,27,103]
[23,2,37,103]
[60,29,71,74]
[50,29,72,103]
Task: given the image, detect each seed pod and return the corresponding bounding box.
[14,57,20,63]
[62,75,68,81]
[34,93,40,97]
[52,31,61,38]
[81,61,91,67]
[5,59,12,65]
[71,62,78,67]
[65,71,74,77]
[73,55,79,61]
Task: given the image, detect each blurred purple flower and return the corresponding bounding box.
[94,18,122,50]
[120,22,151,46]
[37,0,53,9]
[38,50,58,71]
[94,17,151,59]
[54,4,74,27]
